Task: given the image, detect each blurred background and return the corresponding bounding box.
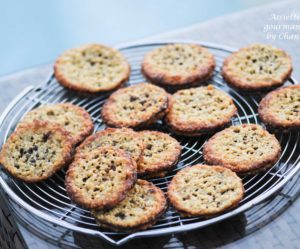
[1,0,282,76]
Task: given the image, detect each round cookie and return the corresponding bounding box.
[142,43,215,90]
[54,44,130,93]
[222,44,292,91]
[258,84,300,131]
[167,164,244,217]
[102,83,169,129]
[203,124,282,174]
[0,120,73,183]
[65,146,136,209]
[75,128,144,164]
[18,103,94,145]
[165,85,237,136]
[137,130,181,178]
[91,179,167,232]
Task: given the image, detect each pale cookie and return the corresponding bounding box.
[167,164,244,217]
[91,179,167,232]
[18,103,94,145]
[65,146,136,209]
[54,44,130,93]
[102,83,169,129]
[137,130,181,178]
[142,43,215,90]
[75,128,144,164]
[0,121,73,182]
[165,85,237,136]
[203,124,282,174]
[258,84,300,131]
[222,44,292,91]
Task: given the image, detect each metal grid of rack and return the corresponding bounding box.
[0,41,299,246]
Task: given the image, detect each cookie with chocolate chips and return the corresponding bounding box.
[66,146,137,209]
[18,103,94,145]
[258,84,300,132]
[165,85,237,136]
[54,44,130,93]
[203,124,282,175]
[92,179,167,232]
[102,83,169,129]
[0,120,73,182]
[137,130,181,178]
[168,164,244,217]
[222,44,292,91]
[75,127,144,166]
[142,43,215,90]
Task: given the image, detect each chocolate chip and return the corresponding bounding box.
[42,132,51,142]
[139,100,146,105]
[130,96,138,102]
[115,212,126,219]
[19,148,24,156]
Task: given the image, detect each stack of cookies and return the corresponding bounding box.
[68,127,180,231]
[0,42,297,231]
[0,103,94,182]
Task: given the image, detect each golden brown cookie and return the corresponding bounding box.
[65,146,136,209]
[165,85,237,136]
[258,84,300,131]
[91,179,167,232]
[102,83,169,129]
[0,121,73,183]
[18,103,94,145]
[137,130,181,178]
[222,44,292,91]
[203,124,281,174]
[142,44,215,90]
[54,44,130,93]
[75,128,144,164]
[167,164,244,217]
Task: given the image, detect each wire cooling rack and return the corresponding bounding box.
[0,41,299,246]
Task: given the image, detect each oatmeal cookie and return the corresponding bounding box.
[165,85,237,136]
[203,124,281,174]
[0,120,73,182]
[65,146,136,209]
[102,83,169,129]
[137,130,181,178]
[54,44,130,93]
[222,44,292,91]
[75,128,144,164]
[91,179,167,232]
[18,103,94,145]
[142,44,215,90]
[167,164,244,217]
[258,84,300,131]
